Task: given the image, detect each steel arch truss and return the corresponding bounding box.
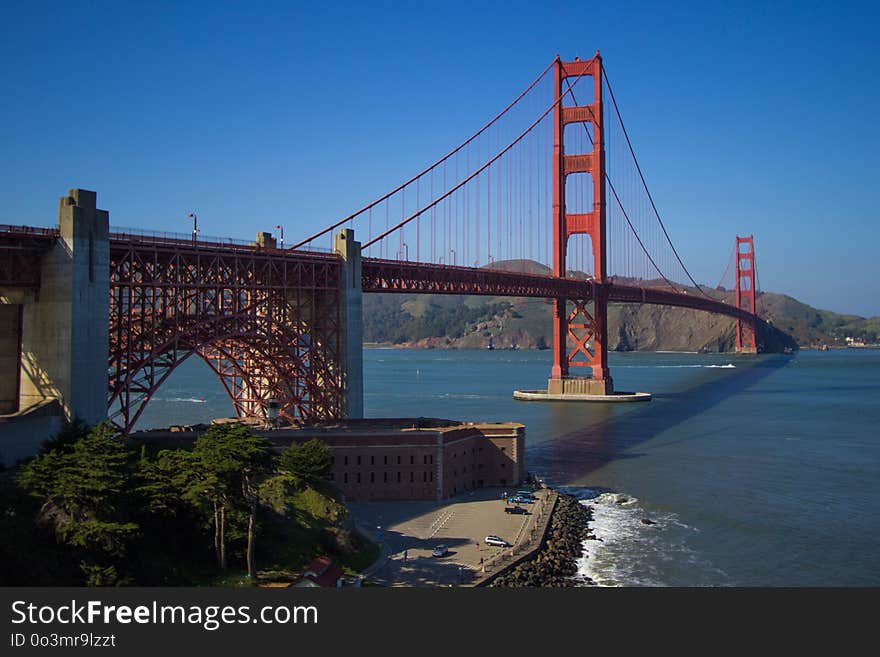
[108,239,343,433]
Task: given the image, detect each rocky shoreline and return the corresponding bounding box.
[490,493,596,587]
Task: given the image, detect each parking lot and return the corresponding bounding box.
[349,487,551,586]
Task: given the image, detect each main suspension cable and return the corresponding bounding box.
[290,59,556,250]
[602,66,712,298]
[561,74,682,293]
[364,65,590,250]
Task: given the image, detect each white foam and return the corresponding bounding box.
[569,489,727,587]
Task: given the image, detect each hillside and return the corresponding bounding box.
[363,260,877,353]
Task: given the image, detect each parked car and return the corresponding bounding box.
[484,535,511,548]
[507,496,534,505]
[432,545,448,557]
[505,506,529,515]
[515,490,537,500]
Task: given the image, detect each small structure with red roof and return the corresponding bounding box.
[292,556,344,588]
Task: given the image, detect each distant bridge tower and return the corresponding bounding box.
[548,52,613,395]
[735,235,757,353]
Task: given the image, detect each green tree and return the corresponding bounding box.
[279,439,333,482]
[184,424,272,577]
[40,417,89,453]
[137,448,197,517]
[17,422,138,584]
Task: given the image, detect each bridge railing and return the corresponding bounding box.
[0,224,59,238]
[109,226,333,254]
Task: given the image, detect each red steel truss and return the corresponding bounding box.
[361,258,590,298]
[551,54,611,385]
[3,227,760,433]
[607,281,755,321]
[360,259,755,323]
[108,234,343,433]
[734,235,758,353]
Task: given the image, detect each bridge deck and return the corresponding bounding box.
[1,224,754,323]
[360,258,752,323]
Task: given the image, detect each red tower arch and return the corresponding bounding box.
[735,235,757,353]
[548,52,613,395]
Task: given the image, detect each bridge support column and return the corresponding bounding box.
[513,55,649,404]
[335,228,364,418]
[545,53,615,397]
[735,235,758,354]
[18,189,109,426]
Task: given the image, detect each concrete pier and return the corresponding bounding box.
[513,389,651,402]
[335,228,364,419]
[514,375,651,403]
[0,189,109,464]
[548,376,614,396]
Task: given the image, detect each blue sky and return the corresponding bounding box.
[1,1,877,315]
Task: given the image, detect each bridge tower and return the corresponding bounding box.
[735,235,758,353]
[548,52,613,396]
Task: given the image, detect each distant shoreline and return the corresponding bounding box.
[362,343,860,353]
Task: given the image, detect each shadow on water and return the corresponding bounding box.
[527,356,792,485]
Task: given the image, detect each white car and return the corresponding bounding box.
[431,545,449,557]
[484,535,511,548]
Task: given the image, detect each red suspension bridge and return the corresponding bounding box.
[0,53,762,434]
[294,52,760,391]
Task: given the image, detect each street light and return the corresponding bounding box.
[274,225,284,248]
[187,213,198,242]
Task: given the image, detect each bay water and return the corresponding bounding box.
[137,348,880,586]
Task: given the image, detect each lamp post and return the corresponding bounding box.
[274,225,284,248]
[187,213,198,242]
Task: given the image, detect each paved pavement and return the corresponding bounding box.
[350,487,552,587]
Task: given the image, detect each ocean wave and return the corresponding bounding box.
[436,393,487,400]
[155,397,207,403]
[566,488,726,587]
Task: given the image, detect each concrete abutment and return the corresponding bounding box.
[335,228,364,419]
[0,189,109,465]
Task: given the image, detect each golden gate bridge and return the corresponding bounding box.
[0,53,761,434]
